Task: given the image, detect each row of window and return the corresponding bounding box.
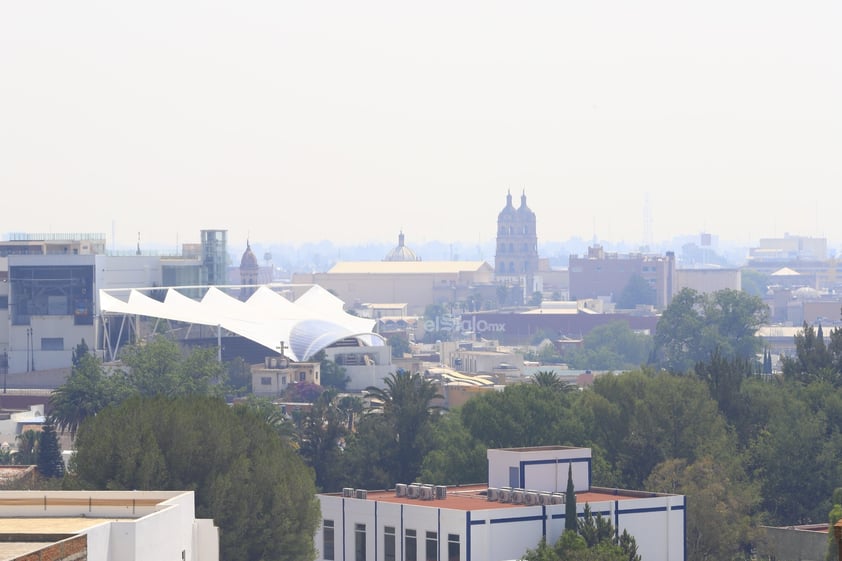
[497,243,538,253]
[498,225,535,235]
[258,372,309,386]
[496,261,534,274]
[324,520,460,561]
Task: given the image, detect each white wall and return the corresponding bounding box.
[487,447,592,493]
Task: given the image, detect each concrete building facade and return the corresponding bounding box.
[292,261,495,315]
[568,246,676,309]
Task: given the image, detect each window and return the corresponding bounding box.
[384,526,396,561]
[355,523,366,561]
[10,265,93,325]
[448,534,460,561]
[260,377,272,385]
[41,337,64,351]
[323,520,335,560]
[299,371,306,381]
[0,296,7,309]
[426,531,438,561]
[405,529,417,561]
[281,375,287,386]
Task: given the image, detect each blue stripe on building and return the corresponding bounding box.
[374,501,378,561]
[341,498,346,561]
[466,512,472,561]
[490,515,545,525]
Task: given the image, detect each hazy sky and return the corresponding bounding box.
[2,1,840,251]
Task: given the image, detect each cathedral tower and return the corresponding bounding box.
[495,190,539,287]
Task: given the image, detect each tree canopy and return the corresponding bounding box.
[565,321,653,371]
[72,395,320,561]
[653,288,768,373]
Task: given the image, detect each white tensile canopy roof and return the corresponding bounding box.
[99,285,383,362]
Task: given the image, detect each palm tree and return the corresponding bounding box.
[364,371,444,483]
[15,430,40,465]
[532,370,577,393]
[49,354,127,437]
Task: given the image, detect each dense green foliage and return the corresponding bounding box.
[522,504,641,561]
[50,336,248,435]
[73,396,320,561]
[565,321,654,371]
[36,423,65,478]
[653,288,768,373]
[781,322,842,386]
[565,464,577,532]
[351,371,443,486]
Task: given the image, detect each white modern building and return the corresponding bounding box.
[316,446,685,561]
[0,232,386,378]
[0,490,218,561]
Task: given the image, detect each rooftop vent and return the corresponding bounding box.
[395,484,408,497]
[343,488,355,498]
[434,485,447,500]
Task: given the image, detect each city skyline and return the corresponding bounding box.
[2,2,840,248]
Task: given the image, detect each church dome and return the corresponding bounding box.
[240,242,259,270]
[498,190,517,220]
[384,231,420,261]
[517,191,536,218]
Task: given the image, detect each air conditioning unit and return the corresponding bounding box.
[435,485,447,500]
[524,492,539,506]
[550,493,565,505]
[407,484,421,499]
[538,493,553,506]
[420,486,434,500]
[356,489,368,499]
[511,490,525,504]
[498,488,512,503]
[343,488,355,498]
[487,488,500,501]
[395,484,408,497]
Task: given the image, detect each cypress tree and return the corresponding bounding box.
[565,463,577,532]
[36,423,65,478]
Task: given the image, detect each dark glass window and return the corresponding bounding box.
[355,523,366,561]
[448,534,460,561]
[384,526,396,561]
[405,529,417,561]
[10,265,93,325]
[426,531,438,561]
[41,338,64,351]
[323,520,334,560]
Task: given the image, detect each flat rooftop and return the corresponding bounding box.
[0,518,113,534]
[0,518,110,561]
[328,485,655,512]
